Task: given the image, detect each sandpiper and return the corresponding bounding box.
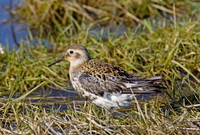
[48,44,163,110]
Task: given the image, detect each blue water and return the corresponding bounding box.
[0,0,28,49]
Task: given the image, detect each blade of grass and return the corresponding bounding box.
[171,60,200,83]
[12,81,46,102]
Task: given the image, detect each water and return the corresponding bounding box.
[25,88,81,111]
[0,0,28,49]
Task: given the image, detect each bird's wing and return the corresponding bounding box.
[78,59,163,96]
[78,73,127,96]
[78,72,163,96]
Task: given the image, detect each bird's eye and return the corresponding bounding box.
[69,50,74,54]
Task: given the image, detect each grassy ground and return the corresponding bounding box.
[0,0,200,134]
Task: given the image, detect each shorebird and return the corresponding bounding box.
[48,44,163,111]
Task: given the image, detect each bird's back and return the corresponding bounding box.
[77,59,133,78]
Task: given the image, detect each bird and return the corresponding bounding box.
[48,44,163,111]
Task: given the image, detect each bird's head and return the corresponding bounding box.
[48,44,91,69]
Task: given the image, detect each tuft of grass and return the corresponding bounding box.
[16,0,199,36]
[0,97,199,134]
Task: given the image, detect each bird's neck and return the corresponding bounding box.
[69,62,86,82]
[69,59,89,74]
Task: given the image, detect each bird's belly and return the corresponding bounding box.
[71,81,133,110]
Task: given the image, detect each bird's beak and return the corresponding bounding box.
[48,55,65,67]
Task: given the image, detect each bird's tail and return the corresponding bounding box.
[122,76,164,94]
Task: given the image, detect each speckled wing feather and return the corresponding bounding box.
[77,59,162,96]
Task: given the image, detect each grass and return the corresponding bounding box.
[0,0,200,134]
[16,0,199,36]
